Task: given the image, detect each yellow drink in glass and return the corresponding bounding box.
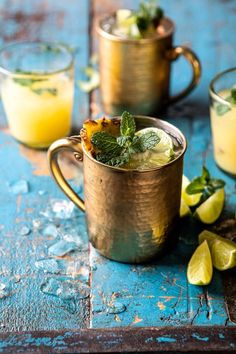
[0,42,74,148]
[209,68,236,176]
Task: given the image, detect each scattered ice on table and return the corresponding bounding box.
[48,240,78,257]
[40,199,77,220]
[38,190,46,196]
[62,231,84,247]
[8,180,29,195]
[42,224,58,238]
[35,259,60,274]
[61,222,88,248]
[0,283,9,299]
[17,225,31,236]
[50,199,75,219]
[40,278,89,300]
[33,219,43,229]
[107,301,126,314]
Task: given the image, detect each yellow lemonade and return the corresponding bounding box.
[1,72,74,148]
[210,89,236,175]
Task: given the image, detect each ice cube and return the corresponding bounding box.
[40,278,89,300]
[48,240,78,257]
[42,224,58,238]
[35,259,60,274]
[8,180,29,195]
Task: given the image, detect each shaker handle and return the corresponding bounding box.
[47,136,85,212]
[167,46,201,104]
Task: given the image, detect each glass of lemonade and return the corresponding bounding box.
[0,42,74,148]
[209,68,236,175]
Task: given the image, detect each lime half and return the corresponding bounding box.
[199,230,236,270]
[136,127,173,153]
[181,175,202,207]
[115,10,141,39]
[180,198,191,218]
[187,240,213,285]
[127,127,174,169]
[195,188,224,224]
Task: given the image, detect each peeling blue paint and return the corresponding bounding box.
[192,333,209,341]
[156,337,177,343]
[219,333,225,339]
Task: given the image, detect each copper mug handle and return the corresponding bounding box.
[47,136,85,212]
[167,46,201,104]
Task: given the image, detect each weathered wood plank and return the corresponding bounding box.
[0,130,89,331]
[0,327,235,353]
[0,0,90,128]
[90,0,236,329]
[0,0,91,331]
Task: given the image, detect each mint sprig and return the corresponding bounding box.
[91,111,160,167]
[186,166,225,203]
[216,87,236,116]
[136,0,164,31]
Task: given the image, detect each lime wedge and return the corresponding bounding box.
[116,9,133,25]
[180,197,191,217]
[179,198,191,218]
[212,240,236,270]
[195,188,224,224]
[181,175,202,207]
[187,240,213,285]
[199,230,236,270]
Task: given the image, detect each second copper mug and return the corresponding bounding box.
[48,116,187,264]
[97,16,201,115]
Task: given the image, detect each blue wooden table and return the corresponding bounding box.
[0,0,236,352]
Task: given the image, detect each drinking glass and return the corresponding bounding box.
[0,41,74,148]
[209,68,236,175]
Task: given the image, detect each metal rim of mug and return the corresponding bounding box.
[81,115,187,173]
[0,41,75,77]
[96,15,175,43]
[209,66,236,106]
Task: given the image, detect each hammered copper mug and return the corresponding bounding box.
[97,16,201,115]
[48,116,187,263]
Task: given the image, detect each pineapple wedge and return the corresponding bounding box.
[80,117,120,153]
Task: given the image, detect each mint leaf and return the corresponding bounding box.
[91,131,122,155]
[106,154,130,167]
[13,77,47,87]
[231,88,236,102]
[117,136,132,147]
[120,111,136,137]
[209,178,225,190]
[131,131,160,153]
[216,104,231,116]
[136,0,164,31]
[186,178,205,195]
[186,166,225,201]
[201,166,210,183]
[32,87,57,96]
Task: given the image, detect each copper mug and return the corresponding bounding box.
[97,16,201,115]
[48,116,187,263]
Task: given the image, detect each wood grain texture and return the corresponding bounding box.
[90,0,236,329]
[0,327,236,353]
[0,0,235,351]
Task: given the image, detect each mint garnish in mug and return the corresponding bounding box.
[91,111,176,169]
[113,0,164,39]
